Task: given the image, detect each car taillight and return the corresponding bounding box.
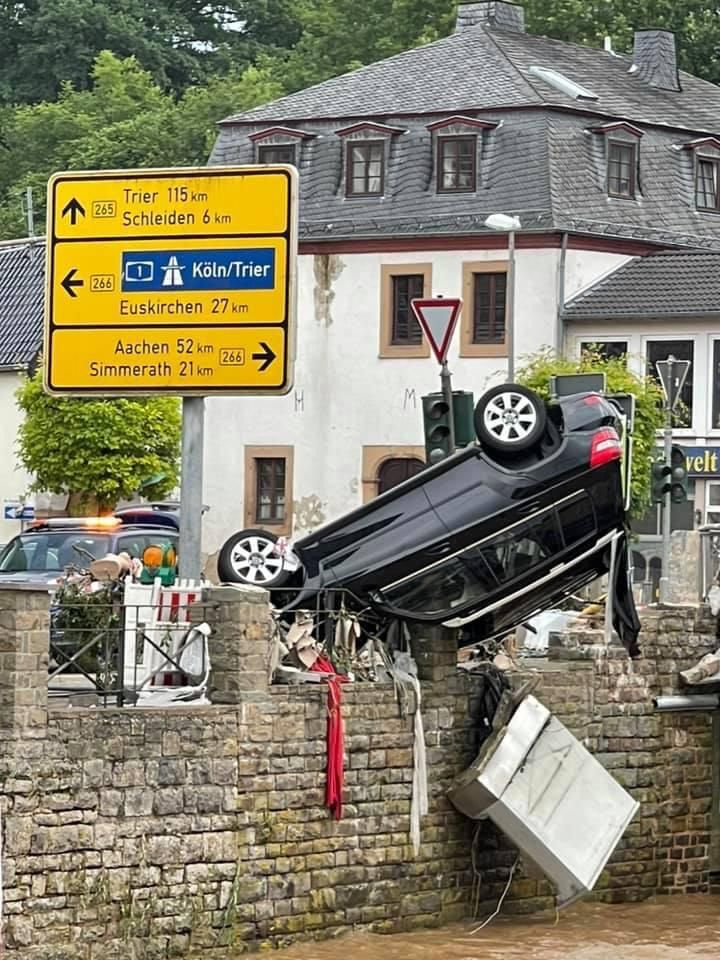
[583,394,603,405]
[590,427,622,468]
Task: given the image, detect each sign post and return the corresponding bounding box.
[411,296,462,455]
[45,165,298,578]
[655,354,691,603]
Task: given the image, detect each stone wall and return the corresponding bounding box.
[1,587,718,958]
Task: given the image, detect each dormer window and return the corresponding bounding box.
[590,122,643,201]
[249,126,313,167]
[347,141,384,196]
[607,141,637,199]
[336,122,405,199]
[427,116,497,196]
[682,138,720,213]
[437,136,476,192]
[697,157,720,212]
[258,143,296,165]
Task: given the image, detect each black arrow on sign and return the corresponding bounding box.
[252,342,276,372]
[61,197,86,225]
[61,268,84,298]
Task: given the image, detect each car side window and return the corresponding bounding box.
[558,494,596,546]
[476,511,562,584]
[116,533,178,560]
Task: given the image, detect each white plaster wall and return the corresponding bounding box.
[564,249,631,300]
[202,244,636,552]
[0,372,32,543]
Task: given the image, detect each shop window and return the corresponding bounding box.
[243,445,294,536]
[646,340,694,427]
[377,457,424,494]
[711,341,720,429]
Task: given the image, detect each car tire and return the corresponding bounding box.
[474,383,547,453]
[217,528,292,588]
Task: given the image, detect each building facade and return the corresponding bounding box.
[202,1,720,561]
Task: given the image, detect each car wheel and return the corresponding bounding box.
[474,383,547,453]
[217,528,291,587]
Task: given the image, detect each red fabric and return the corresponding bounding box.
[311,656,348,819]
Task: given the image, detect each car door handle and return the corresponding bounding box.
[425,541,452,556]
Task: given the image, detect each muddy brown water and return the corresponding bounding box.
[267,897,719,959]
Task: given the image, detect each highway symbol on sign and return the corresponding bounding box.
[410,297,463,365]
[44,165,297,396]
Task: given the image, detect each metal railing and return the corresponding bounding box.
[48,598,217,708]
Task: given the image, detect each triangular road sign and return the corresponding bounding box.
[655,355,691,412]
[410,297,462,365]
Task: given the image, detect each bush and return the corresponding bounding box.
[515,346,665,519]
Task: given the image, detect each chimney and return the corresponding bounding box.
[631,29,681,92]
[455,1,525,33]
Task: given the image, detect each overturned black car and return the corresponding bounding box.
[220,384,641,657]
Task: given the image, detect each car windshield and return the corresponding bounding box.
[0,531,113,573]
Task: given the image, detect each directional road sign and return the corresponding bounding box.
[410,297,462,365]
[44,166,297,396]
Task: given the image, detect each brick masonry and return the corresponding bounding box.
[1,587,718,957]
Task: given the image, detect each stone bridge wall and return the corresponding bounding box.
[0,586,718,958]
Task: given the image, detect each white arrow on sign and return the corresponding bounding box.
[410,297,462,365]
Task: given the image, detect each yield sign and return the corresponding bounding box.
[410,297,462,365]
[655,355,691,412]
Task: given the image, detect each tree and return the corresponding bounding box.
[16,369,182,513]
[515,347,665,519]
[0,52,281,239]
[0,0,273,104]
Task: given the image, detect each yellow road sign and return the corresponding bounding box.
[51,237,288,327]
[44,165,297,396]
[48,327,287,392]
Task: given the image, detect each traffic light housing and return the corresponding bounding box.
[422,393,452,464]
[669,444,688,504]
[452,391,475,447]
[651,460,671,503]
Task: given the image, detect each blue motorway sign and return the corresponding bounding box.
[121,248,275,292]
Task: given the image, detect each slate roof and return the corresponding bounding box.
[0,238,45,369]
[210,15,720,250]
[563,251,720,320]
[222,24,720,135]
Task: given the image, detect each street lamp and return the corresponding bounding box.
[484,213,522,382]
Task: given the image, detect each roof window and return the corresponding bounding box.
[528,66,599,101]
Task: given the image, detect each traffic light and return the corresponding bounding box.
[651,460,671,503]
[422,393,452,464]
[669,444,688,504]
[452,391,475,447]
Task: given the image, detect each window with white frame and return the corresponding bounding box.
[579,340,628,362]
[646,339,694,427]
[711,341,720,429]
[707,482,720,524]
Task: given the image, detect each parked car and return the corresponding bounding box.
[0,515,179,587]
[217,384,641,656]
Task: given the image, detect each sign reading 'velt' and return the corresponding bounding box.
[44,166,297,396]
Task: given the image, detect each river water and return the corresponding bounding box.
[270,897,719,959]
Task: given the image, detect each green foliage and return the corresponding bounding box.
[0,52,281,237]
[515,346,665,519]
[52,579,120,679]
[16,368,181,511]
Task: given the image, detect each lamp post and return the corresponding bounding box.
[484,214,521,382]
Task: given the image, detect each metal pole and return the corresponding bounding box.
[506,229,516,382]
[178,396,205,581]
[659,395,673,604]
[440,361,456,453]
